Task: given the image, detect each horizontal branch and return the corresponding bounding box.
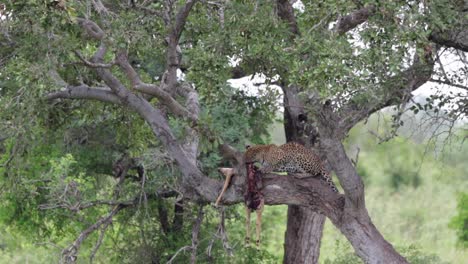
[212,171,344,224]
[430,78,468,90]
[46,85,121,104]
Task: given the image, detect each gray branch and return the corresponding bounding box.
[46,85,121,105]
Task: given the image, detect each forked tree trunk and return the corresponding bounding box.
[281,84,408,264]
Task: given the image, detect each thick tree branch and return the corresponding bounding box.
[217,171,344,222]
[72,18,207,200]
[190,206,204,264]
[46,85,121,105]
[334,5,376,34]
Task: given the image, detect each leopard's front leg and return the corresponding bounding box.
[258,162,275,174]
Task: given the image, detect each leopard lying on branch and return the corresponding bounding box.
[244,142,338,193]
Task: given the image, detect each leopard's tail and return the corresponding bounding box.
[320,172,339,193]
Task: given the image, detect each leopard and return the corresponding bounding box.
[244,142,339,193]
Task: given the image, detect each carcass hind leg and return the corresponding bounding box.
[255,200,264,249]
[245,206,251,246]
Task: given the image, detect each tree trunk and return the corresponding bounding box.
[283,206,324,264]
[282,85,325,264]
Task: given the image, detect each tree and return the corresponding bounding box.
[1,0,467,263]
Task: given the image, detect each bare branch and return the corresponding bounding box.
[429,78,468,90]
[334,5,376,34]
[46,85,121,105]
[61,204,129,264]
[165,1,198,90]
[89,218,111,263]
[206,208,233,258]
[39,199,134,211]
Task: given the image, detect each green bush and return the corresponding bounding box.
[449,193,468,248]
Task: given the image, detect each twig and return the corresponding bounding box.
[429,78,468,90]
[89,219,111,263]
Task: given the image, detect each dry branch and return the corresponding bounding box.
[61,204,129,264]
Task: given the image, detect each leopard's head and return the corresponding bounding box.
[244,144,274,163]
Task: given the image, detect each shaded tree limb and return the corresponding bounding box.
[76,18,105,40]
[430,29,468,52]
[166,0,198,90]
[334,4,376,34]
